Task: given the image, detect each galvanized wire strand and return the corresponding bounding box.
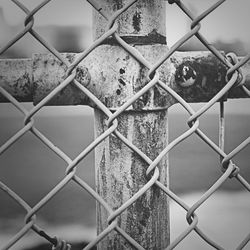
[107,73,160,126]
[148,24,201,78]
[86,0,103,15]
[222,137,250,171]
[180,55,249,185]
[155,182,201,250]
[0,72,73,167]
[227,54,250,81]
[0,122,32,155]
[0,0,34,56]
[225,53,244,85]
[66,24,118,75]
[187,73,238,126]
[73,175,112,215]
[107,17,201,122]
[107,167,160,224]
[10,0,66,64]
[193,127,249,185]
[24,169,76,224]
[75,174,145,250]
[158,171,227,250]
[0,181,31,214]
[0,21,33,55]
[190,0,225,30]
[66,123,117,174]
[219,101,225,163]
[0,180,57,249]
[0,87,28,115]
[235,175,250,192]
[237,232,250,250]
[146,119,199,175]
[0,98,69,247]
[156,80,225,158]
[114,227,146,250]
[11,0,70,64]
[23,0,53,26]
[186,162,234,225]
[25,122,118,233]
[185,164,235,250]
[83,221,118,250]
[173,0,230,67]
[242,85,250,97]
[113,14,200,79]
[52,238,71,250]
[0,75,75,249]
[239,55,250,69]
[30,127,72,165]
[0,182,36,249]
[76,173,144,248]
[1,221,34,250]
[24,72,76,125]
[165,218,198,250]
[106,0,138,30]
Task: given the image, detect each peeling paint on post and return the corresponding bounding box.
[0,59,32,102]
[32,53,91,105]
[93,0,169,249]
[95,110,169,249]
[93,0,166,45]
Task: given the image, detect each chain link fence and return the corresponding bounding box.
[0,0,250,249]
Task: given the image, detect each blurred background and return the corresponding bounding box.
[0,0,250,249]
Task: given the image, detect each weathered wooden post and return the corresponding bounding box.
[93,1,170,249]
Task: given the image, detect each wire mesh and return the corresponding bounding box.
[0,0,250,249]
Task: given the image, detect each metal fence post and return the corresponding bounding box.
[93,1,170,249]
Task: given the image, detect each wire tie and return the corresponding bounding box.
[226,53,245,87]
[52,237,72,250]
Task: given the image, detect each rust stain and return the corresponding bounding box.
[116,89,121,95]
[176,63,197,88]
[75,66,91,87]
[132,11,141,33]
[119,68,125,74]
[113,0,123,11]
[118,78,126,86]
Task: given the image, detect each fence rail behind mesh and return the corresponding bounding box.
[0,0,250,249]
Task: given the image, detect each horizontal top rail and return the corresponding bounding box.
[0,50,249,108]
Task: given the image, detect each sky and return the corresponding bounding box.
[166,0,250,48]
